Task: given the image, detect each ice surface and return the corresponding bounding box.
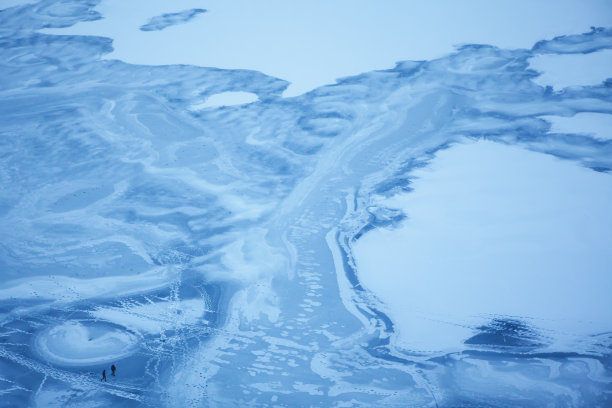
[91,299,206,335]
[1,0,612,406]
[0,0,36,9]
[35,321,138,366]
[39,0,612,96]
[190,91,259,109]
[529,48,612,90]
[352,139,612,352]
[541,112,612,141]
[140,8,206,32]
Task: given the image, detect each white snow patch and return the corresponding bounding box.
[90,299,206,334]
[540,113,612,141]
[353,139,612,352]
[190,91,258,109]
[529,49,612,90]
[0,267,177,303]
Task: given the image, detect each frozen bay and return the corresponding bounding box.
[1,0,612,407]
[353,139,612,352]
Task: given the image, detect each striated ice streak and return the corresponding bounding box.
[139,8,206,32]
[533,26,612,54]
[0,1,611,407]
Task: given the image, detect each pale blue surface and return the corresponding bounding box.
[0,1,611,407]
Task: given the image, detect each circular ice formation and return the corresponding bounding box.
[35,321,138,366]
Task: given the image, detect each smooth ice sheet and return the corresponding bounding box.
[0,0,36,9]
[541,113,612,141]
[353,139,612,352]
[529,49,612,90]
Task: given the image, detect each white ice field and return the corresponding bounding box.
[353,139,612,352]
[1,0,612,407]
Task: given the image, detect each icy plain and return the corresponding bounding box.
[1,0,612,407]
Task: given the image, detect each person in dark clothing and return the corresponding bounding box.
[111,364,116,376]
[101,369,107,382]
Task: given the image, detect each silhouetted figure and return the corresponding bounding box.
[101,369,107,382]
[111,364,116,376]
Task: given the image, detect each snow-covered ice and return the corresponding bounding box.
[529,49,612,90]
[0,0,36,9]
[541,112,612,141]
[1,0,612,406]
[139,8,206,32]
[35,321,138,366]
[190,91,259,110]
[353,139,612,352]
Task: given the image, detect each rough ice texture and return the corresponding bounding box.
[1,0,612,407]
[139,8,206,32]
[533,26,612,54]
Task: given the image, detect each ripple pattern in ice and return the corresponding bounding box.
[0,1,611,407]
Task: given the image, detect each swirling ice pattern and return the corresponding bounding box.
[0,1,611,407]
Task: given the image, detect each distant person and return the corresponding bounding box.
[111,364,116,376]
[101,369,107,382]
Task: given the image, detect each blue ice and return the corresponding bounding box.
[140,8,206,32]
[0,0,611,407]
